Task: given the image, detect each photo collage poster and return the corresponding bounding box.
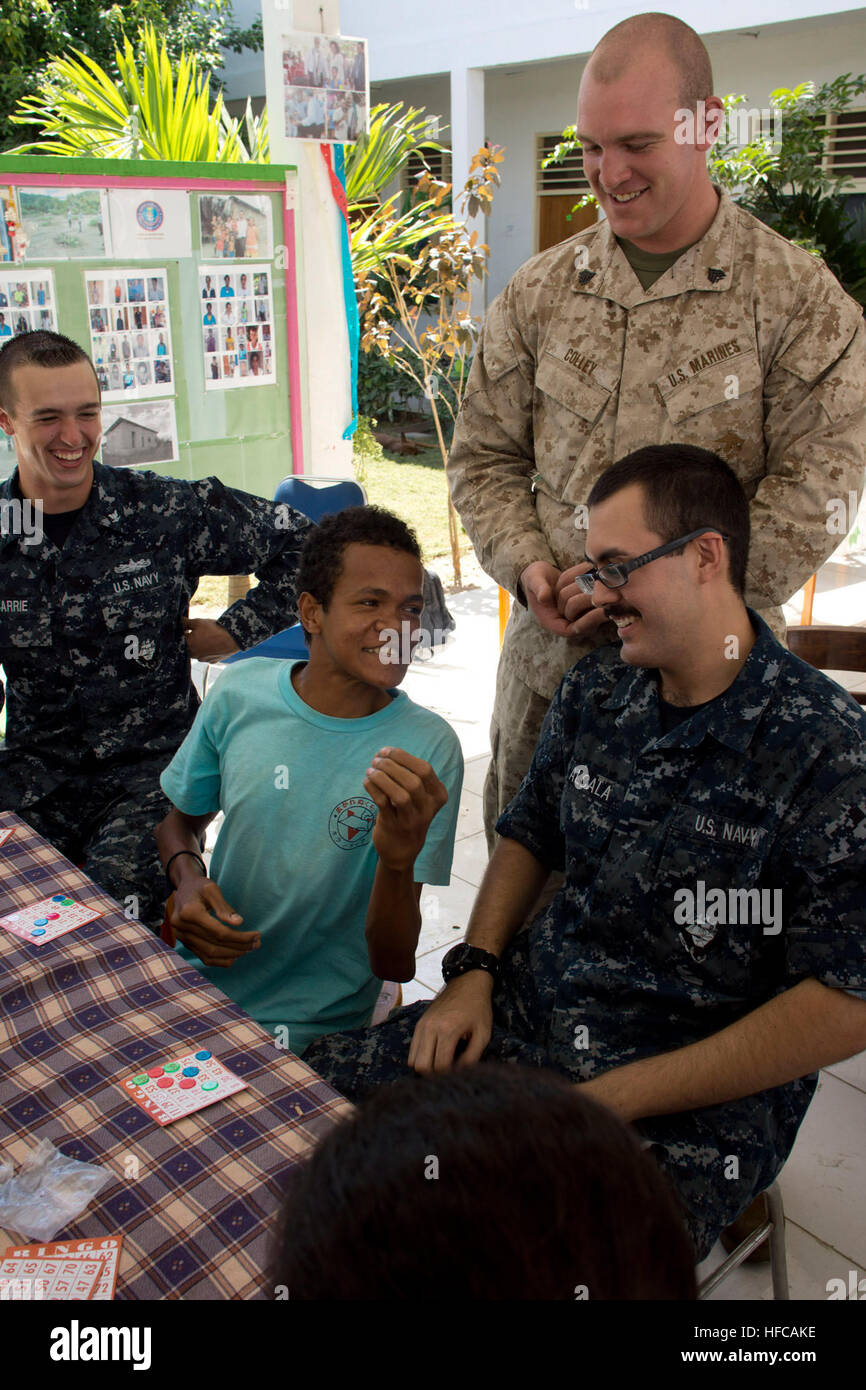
[85,269,174,402]
[200,264,275,389]
[0,268,57,340]
[281,31,368,143]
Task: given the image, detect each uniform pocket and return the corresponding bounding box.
[536,351,612,424]
[0,585,52,653]
[656,348,762,426]
[561,755,622,851]
[98,574,182,674]
[652,804,771,998]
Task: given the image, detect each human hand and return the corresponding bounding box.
[364,747,448,872]
[519,561,574,637]
[408,971,494,1073]
[555,563,613,636]
[184,618,241,662]
[170,876,260,969]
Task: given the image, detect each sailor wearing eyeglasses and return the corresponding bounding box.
[304,442,866,1265]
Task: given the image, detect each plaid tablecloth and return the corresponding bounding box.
[0,812,351,1300]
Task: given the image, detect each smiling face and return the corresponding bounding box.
[0,361,101,511]
[585,483,704,671]
[300,542,425,693]
[576,53,721,252]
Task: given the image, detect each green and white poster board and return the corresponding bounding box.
[0,155,306,498]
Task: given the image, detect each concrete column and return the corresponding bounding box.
[449,66,486,317]
[261,0,354,477]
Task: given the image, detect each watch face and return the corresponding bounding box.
[447,944,472,969]
[443,943,492,982]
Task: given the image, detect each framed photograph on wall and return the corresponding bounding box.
[197,194,273,261]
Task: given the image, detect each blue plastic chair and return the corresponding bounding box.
[223,475,366,664]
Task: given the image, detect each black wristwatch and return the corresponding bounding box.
[442,943,500,984]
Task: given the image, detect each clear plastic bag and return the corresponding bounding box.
[0,1139,111,1242]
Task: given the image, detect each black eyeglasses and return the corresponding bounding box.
[574,528,730,595]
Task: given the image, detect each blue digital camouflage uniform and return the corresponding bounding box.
[0,461,310,927]
[303,613,866,1259]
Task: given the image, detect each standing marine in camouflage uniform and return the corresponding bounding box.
[0,331,311,928]
[446,14,866,844]
[304,446,866,1261]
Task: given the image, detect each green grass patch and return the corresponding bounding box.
[190,428,470,612]
[191,574,230,609]
[363,449,470,568]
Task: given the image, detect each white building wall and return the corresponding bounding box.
[360,12,866,302]
[221,6,866,303]
[337,0,865,80]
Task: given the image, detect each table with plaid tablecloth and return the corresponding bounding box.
[0,812,352,1299]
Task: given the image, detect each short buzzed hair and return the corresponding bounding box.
[0,331,96,413]
[587,12,713,110]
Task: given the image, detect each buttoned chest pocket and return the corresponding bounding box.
[652,806,769,1000]
[0,584,53,658]
[656,349,765,481]
[98,571,183,672]
[534,353,613,494]
[561,755,622,856]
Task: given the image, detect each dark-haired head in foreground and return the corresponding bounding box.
[272,1065,697,1300]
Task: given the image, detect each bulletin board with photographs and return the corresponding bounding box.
[0,155,304,493]
[281,31,368,143]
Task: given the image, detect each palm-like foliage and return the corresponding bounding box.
[10,45,446,276]
[345,103,455,280]
[9,23,267,162]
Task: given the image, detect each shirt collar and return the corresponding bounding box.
[573,186,737,309]
[600,611,785,754]
[0,460,114,554]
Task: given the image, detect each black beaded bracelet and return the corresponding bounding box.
[164,850,207,891]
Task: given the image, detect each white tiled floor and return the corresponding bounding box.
[397,576,866,1302]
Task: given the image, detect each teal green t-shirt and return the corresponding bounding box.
[160,658,464,1053]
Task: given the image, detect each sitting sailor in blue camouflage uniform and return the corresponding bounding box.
[304,443,866,1261]
[0,331,310,930]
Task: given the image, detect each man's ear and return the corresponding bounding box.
[0,406,15,439]
[695,533,728,584]
[698,95,725,153]
[297,590,323,636]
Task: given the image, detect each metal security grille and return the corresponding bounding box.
[823,108,866,188]
[536,133,591,195]
[402,147,452,194]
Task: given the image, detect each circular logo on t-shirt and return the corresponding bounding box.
[329,796,377,850]
[136,199,164,232]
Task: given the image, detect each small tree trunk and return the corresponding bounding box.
[428,397,462,588]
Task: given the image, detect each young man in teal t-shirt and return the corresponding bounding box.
[156,507,463,1055]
